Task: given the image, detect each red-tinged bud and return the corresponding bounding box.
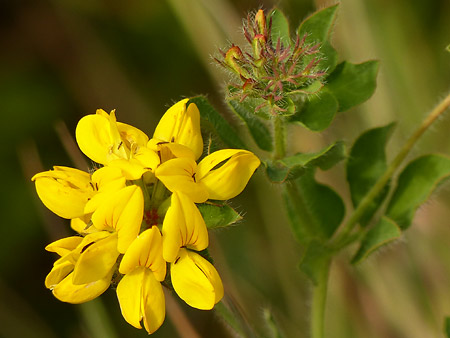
[252,34,266,61]
[254,9,266,36]
[225,46,250,78]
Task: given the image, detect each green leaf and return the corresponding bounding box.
[197,203,242,229]
[444,317,450,338]
[352,216,402,264]
[297,4,339,72]
[325,60,379,112]
[282,168,345,243]
[346,123,396,225]
[386,154,450,229]
[289,88,338,131]
[270,9,291,47]
[299,240,331,285]
[228,98,273,151]
[266,141,345,183]
[188,96,246,150]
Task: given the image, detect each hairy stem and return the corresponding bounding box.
[274,116,287,159]
[333,93,450,247]
[311,258,330,338]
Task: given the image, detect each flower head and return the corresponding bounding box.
[33,99,260,335]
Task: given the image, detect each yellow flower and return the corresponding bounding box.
[45,231,118,304]
[76,109,159,180]
[162,191,208,263]
[32,166,94,219]
[117,227,166,334]
[32,166,127,219]
[151,99,203,160]
[171,248,223,310]
[91,185,144,254]
[155,149,260,203]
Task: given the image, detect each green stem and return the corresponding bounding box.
[311,259,330,338]
[273,116,286,159]
[332,93,450,247]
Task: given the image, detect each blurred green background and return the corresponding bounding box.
[1,0,449,337]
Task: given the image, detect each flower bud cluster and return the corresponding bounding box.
[216,9,326,116]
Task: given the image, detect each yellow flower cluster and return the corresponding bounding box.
[32,99,260,334]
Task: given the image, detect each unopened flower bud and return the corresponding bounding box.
[254,9,266,36]
[225,46,250,79]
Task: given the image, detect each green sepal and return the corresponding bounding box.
[227,98,273,151]
[289,88,339,131]
[197,202,242,229]
[346,123,396,225]
[351,216,402,264]
[297,4,339,72]
[188,96,246,150]
[270,8,291,47]
[282,168,345,243]
[325,60,379,112]
[299,240,331,285]
[386,154,450,229]
[265,141,345,183]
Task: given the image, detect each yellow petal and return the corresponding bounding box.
[197,149,260,200]
[116,267,165,334]
[52,268,114,304]
[117,121,149,148]
[71,215,98,235]
[91,185,144,253]
[155,157,208,203]
[45,236,83,257]
[117,267,144,329]
[119,227,166,281]
[141,269,165,334]
[32,166,93,219]
[171,249,223,310]
[85,166,127,213]
[76,113,114,165]
[162,192,208,263]
[45,260,74,289]
[72,233,119,285]
[153,99,203,160]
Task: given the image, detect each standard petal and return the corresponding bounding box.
[72,233,119,285]
[52,268,113,304]
[197,150,260,200]
[155,157,208,203]
[117,121,149,148]
[76,113,113,165]
[119,227,166,281]
[117,267,145,329]
[153,99,203,160]
[32,166,93,219]
[141,270,165,334]
[171,249,223,310]
[91,185,144,253]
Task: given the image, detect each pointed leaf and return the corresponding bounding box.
[297,4,339,72]
[197,203,242,229]
[386,154,450,229]
[299,240,331,285]
[325,61,379,112]
[289,89,338,131]
[270,9,291,47]
[282,168,345,243]
[188,96,246,150]
[352,216,402,264]
[266,141,345,183]
[228,99,273,151]
[347,123,396,225]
